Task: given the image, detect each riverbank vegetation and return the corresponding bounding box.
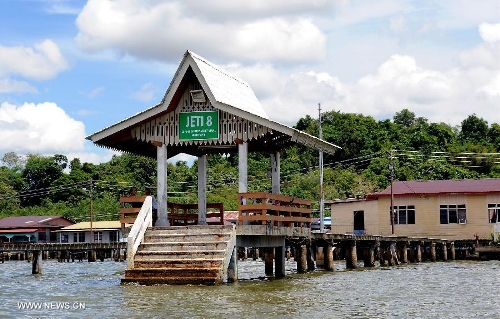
[1,109,499,222]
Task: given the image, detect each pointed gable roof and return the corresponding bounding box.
[87,50,340,158]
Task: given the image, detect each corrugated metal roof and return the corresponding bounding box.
[86,50,340,157]
[369,179,500,197]
[58,221,121,231]
[190,51,269,119]
[0,216,72,228]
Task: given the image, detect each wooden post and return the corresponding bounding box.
[264,248,274,276]
[297,245,308,273]
[416,244,422,262]
[442,243,448,261]
[325,244,334,271]
[275,245,286,278]
[316,246,325,267]
[430,243,437,262]
[364,244,375,267]
[198,154,207,225]
[32,250,42,275]
[307,244,315,271]
[400,243,408,263]
[450,242,456,260]
[346,240,358,269]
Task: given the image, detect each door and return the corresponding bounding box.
[353,210,365,235]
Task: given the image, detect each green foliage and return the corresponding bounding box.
[0,110,498,220]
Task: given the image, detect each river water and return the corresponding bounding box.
[0,258,498,319]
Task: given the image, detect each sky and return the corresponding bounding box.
[0,0,499,165]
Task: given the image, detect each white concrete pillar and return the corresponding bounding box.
[238,142,248,197]
[156,143,170,226]
[198,154,207,225]
[270,152,280,194]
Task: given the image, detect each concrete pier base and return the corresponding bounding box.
[32,250,42,275]
[346,240,358,269]
[275,245,286,278]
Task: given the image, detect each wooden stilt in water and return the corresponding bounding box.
[324,244,334,271]
[363,244,375,267]
[450,242,456,260]
[307,244,315,271]
[430,242,437,262]
[88,250,96,262]
[346,240,358,269]
[442,243,448,261]
[275,245,285,279]
[400,242,408,263]
[316,246,325,267]
[416,244,422,262]
[264,248,274,276]
[297,245,308,273]
[32,250,42,275]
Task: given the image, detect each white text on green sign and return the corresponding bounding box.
[179,111,219,141]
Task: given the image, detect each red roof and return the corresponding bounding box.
[0,216,74,229]
[369,179,500,197]
[0,228,38,234]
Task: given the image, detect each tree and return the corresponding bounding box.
[460,114,488,144]
[394,109,416,127]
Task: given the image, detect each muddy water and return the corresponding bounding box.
[1,258,498,318]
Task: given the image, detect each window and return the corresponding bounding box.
[60,234,68,243]
[73,232,85,243]
[390,205,415,224]
[109,231,119,242]
[440,204,466,224]
[94,232,102,243]
[488,204,500,223]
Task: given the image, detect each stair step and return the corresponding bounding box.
[134,258,224,269]
[139,242,228,252]
[121,277,220,285]
[124,268,222,280]
[144,233,231,242]
[148,225,234,236]
[135,250,225,260]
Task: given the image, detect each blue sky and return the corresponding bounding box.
[0,0,499,165]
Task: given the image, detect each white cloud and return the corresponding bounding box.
[259,52,499,127]
[82,86,104,98]
[75,0,326,63]
[130,83,156,102]
[479,23,500,43]
[0,102,85,154]
[0,40,68,80]
[0,78,38,94]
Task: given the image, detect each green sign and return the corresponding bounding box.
[179,111,219,141]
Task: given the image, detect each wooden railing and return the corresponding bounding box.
[120,196,224,227]
[168,202,224,226]
[238,192,312,228]
[120,195,147,229]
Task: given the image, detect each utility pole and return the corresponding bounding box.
[389,150,395,235]
[90,179,94,243]
[319,103,324,233]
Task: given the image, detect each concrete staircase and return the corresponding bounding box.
[122,225,236,285]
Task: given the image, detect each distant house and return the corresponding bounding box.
[56,221,123,243]
[327,179,500,240]
[0,215,75,243]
